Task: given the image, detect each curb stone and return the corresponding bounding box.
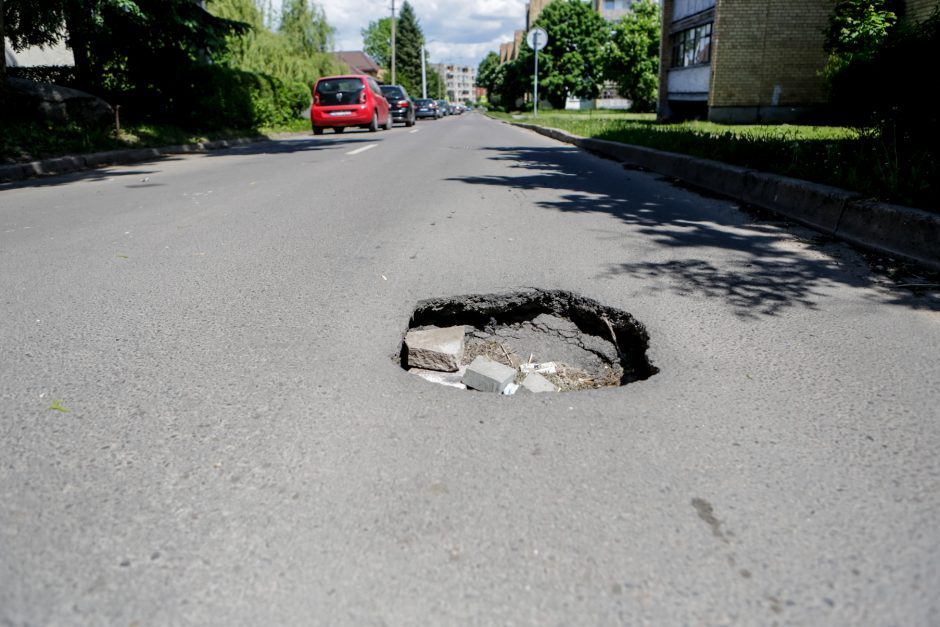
[511,122,940,271]
[0,136,269,183]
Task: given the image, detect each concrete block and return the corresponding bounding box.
[462,356,516,393]
[836,200,940,271]
[520,372,559,393]
[404,325,465,372]
[742,171,858,233]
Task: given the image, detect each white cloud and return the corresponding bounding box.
[312,0,528,67]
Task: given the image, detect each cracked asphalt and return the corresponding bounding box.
[1,113,938,625]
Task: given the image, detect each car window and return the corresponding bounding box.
[381,86,403,99]
[316,78,364,105]
[367,77,381,95]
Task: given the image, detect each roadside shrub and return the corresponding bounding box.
[825,6,939,208]
[7,65,79,87]
[109,65,308,130]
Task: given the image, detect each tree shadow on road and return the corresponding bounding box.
[0,135,375,191]
[448,145,938,317]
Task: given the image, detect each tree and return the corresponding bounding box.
[518,0,609,109]
[605,0,660,112]
[361,17,392,69]
[476,51,501,94]
[394,1,423,94]
[279,0,334,56]
[3,0,247,92]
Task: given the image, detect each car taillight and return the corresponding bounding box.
[359,91,367,104]
[313,92,320,106]
[398,100,409,107]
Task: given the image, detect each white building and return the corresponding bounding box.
[432,63,477,104]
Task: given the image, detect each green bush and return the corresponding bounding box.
[116,65,308,130]
[7,65,79,87]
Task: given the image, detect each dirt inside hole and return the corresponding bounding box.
[399,289,658,393]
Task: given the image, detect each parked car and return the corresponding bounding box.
[436,99,449,116]
[414,98,440,120]
[380,84,416,127]
[311,74,391,135]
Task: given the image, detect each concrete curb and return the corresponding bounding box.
[0,136,267,183]
[512,122,940,271]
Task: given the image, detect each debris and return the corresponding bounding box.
[48,400,70,413]
[520,361,557,375]
[404,326,466,372]
[409,367,467,389]
[520,372,559,393]
[462,356,516,393]
[502,382,520,395]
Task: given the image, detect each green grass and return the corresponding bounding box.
[1,118,312,165]
[491,110,935,210]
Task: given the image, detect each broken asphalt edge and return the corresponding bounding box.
[0,134,290,184]
[511,121,940,272]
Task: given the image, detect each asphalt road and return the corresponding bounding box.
[2,113,938,625]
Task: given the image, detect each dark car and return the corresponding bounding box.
[436,99,449,116]
[414,98,440,120]
[380,85,416,127]
[311,74,391,135]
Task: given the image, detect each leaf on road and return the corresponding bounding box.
[48,400,70,413]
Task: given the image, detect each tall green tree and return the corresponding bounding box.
[604,0,660,112]
[209,0,339,87]
[476,51,501,94]
[517,0,609,108]
[394,1,423,93]
[361,16,392,69]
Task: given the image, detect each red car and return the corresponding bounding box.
[311,74,391,135]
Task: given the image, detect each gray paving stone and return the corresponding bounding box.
[462,356,516,393]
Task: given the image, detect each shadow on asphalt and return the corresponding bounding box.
[449,145,938,317]
[0,134,376,191]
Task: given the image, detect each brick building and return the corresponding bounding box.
[657,0,939,123]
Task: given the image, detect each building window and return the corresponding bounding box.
[670,22,712,68]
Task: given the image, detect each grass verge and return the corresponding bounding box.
[491,111,935,211]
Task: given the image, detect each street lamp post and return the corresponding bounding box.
[421,40,435,99]
[390,0,396,85]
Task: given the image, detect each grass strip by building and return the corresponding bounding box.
[490,111,935,213]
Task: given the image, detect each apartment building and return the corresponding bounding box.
[657,0,938,123]
[433,63,478,103]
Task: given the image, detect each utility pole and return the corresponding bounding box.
[421,42,427,98]
[390,0,396,85]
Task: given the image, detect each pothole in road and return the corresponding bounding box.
[399,289,658,394]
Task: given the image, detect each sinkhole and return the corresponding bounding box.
[398,289,658,394]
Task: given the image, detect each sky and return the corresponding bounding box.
[298,0,529,68]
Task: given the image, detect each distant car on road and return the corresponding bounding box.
[380,85,416,127]
[414,98,440,120]
[436,100,449,116]
[311,74,391,135]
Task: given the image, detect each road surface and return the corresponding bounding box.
[2,113,938,625]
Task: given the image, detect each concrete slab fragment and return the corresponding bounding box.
[521,372,559,393]
[409,367,467,389]
[405,325,466,372]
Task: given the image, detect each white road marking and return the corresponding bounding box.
[409,129,420,134]
[346,144,377,155]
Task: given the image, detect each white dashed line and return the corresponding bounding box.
[346,144,378,155]
[409,129,420,134]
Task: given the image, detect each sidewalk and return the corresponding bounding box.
[511,121,940,272]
